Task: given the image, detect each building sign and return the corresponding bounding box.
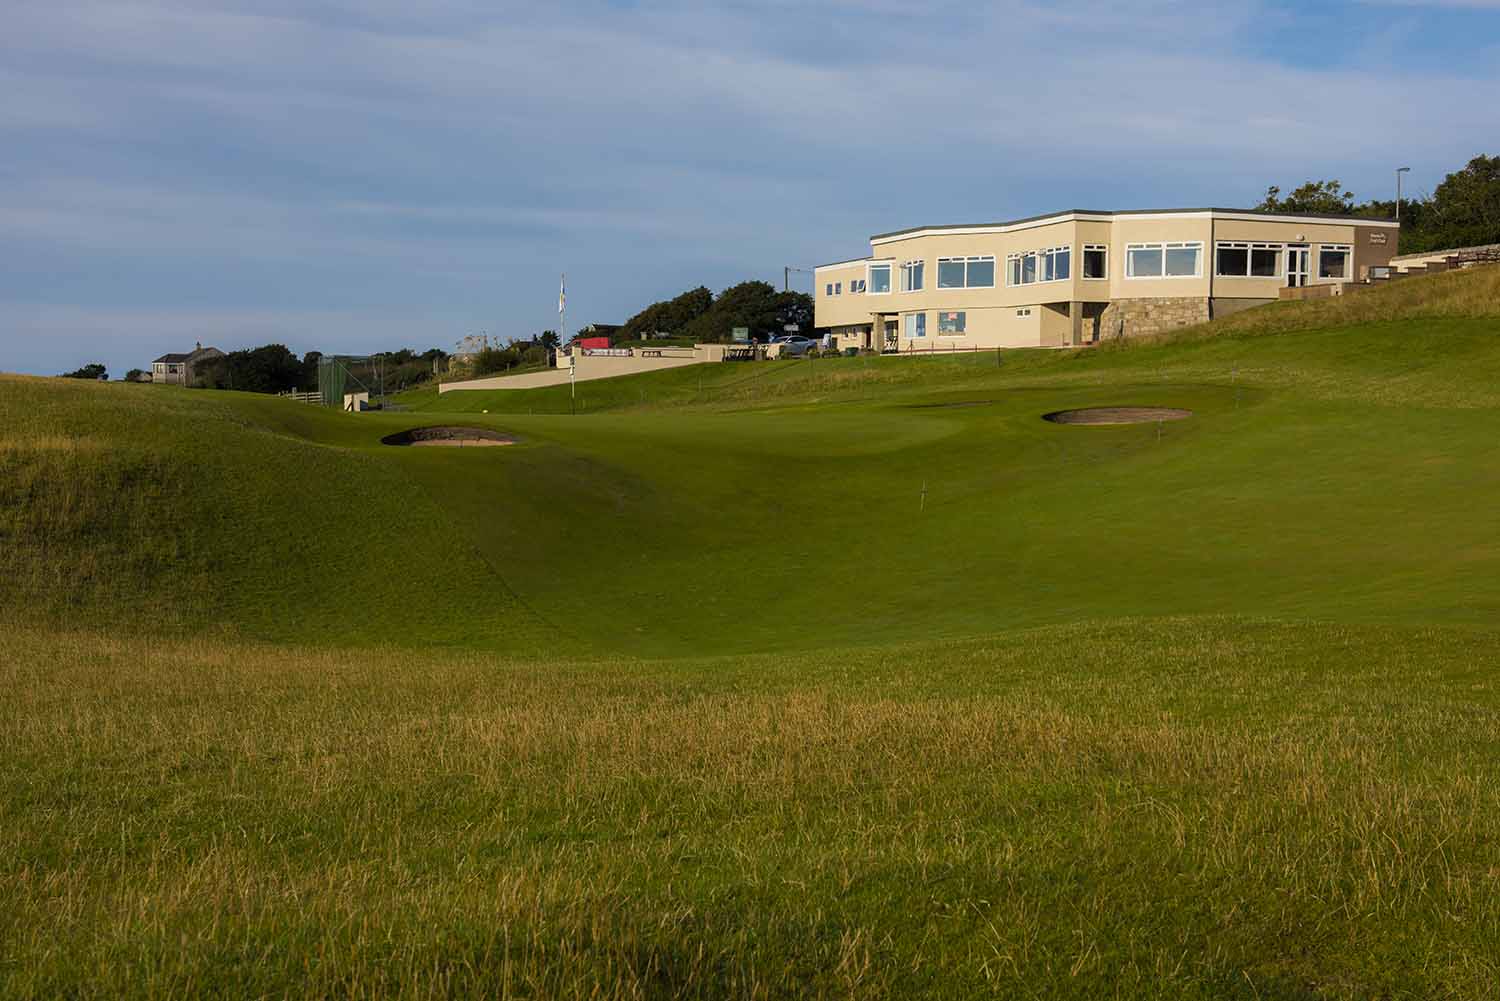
[1369,232,1388,245]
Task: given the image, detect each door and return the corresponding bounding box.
[1286,246,1310,288]
[883,319,899,351]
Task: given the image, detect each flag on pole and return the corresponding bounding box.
[558,273,566,315]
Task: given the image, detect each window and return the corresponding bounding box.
[1319,244,1351,280]
[834,282,842,295]
[850,278,866,294]
[936,256,995,288]
[900,260,924,292]
[1216,242,1249,276]
[868,262,892,294]
[1216,242,1283,278]
[904,312,926,338]
[1042,246,1071,282]
[1007,251,1038,286]
[1015,308,1032,318]
[1083,245,1108,280]
[1126,242,1202,278]
[937,311,966,334]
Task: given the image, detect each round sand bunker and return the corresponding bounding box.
[1043,407,1193,426]
[381,426,516,447]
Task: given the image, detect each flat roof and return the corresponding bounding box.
[869,207,1400,243]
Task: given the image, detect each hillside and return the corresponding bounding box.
[7,273,1500,998]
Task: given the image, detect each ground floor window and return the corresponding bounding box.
[1083,245,1107,279]
[1216,241,1282,278]
[904,312,926,338]
[937,311,966,334]
[1319,245,1352,279]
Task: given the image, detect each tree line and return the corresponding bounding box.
[615,281,813,344]
[1259,153,1500,254]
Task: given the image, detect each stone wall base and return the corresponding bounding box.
[1098,297,1210,340]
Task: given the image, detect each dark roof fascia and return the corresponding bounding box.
[869,208,1400,241]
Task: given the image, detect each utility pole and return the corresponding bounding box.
[1396,166,1411,223]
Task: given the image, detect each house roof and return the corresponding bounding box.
[868,207,1401,243]
[152,346,221,364]
[153,353,192,363]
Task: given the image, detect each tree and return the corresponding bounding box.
[124,368,147,382]
[539,330,560,349]
[619,286,713,341]
[61,363,107,380]
[194,344,302,393]
[1258,180,1356,215]
[1419,154,1500,250]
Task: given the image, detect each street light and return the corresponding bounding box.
[1396,167,1411,222]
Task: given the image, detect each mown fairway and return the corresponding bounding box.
[3,268,1500,997]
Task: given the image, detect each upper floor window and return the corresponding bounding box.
[852,278,866,294]
[900,260,924,292]
[1007,251,1037,286]
[825,283,833,296]
[1319,244,1352,279]
[1042,246,1071,282]
[835,282,842,295]
[937,256,995,289]
[1126,241,1202,279]
[868,262,892,294]
[1083,245,1108,279]
[1216,242,1282,278]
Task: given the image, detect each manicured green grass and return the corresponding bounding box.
[5,268,1500,996]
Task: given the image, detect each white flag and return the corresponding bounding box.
[558,273,566,314]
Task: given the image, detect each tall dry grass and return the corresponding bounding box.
[4,620,1499,998]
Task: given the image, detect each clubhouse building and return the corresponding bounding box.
[814,209,1400,351]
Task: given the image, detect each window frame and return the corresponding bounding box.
[900,259,925,293]
[867,261,893,295]
[1007,251,1039,287]
[937,310,967,335]
[936,255,996,290]
[904,312,926,338]
[1215,241,1284,279]
[1082,244,1108,280]
[1317,244,1353,281]
[834,281,841,295]
[1041,245,1072,283]
[1125,241,1203,280]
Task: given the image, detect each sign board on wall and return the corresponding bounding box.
[1370,232,1389,245]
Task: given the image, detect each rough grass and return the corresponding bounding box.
[4,619,1500,999]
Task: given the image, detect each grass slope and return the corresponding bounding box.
[5,266,1500,997]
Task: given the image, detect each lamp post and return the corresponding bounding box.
[1396,166,1411,222]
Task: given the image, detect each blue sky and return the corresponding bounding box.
[3,0,1498,377]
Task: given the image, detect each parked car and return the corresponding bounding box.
[777,335,817,356]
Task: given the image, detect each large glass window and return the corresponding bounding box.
[1165,243,1201,277]
[1215,243,1250,276]
[1251,246,1280,277]
[936,256,995,289]
[1127,242,1202,278]
[904,312,926,338]
[900,260,924,292]
[868,263,892,293]
[1043,246,1071,282]
[1217,242,1283,278]
[1319,245,1351,279]
[1126,245,1163,277]
[938,259,966,288]
[937,310,966,334]
[1083,245,1107,279]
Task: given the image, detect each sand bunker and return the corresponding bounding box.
[381,427,515,447]
[1043,407,1193,425]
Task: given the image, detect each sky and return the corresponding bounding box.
[3,0,1499,377]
